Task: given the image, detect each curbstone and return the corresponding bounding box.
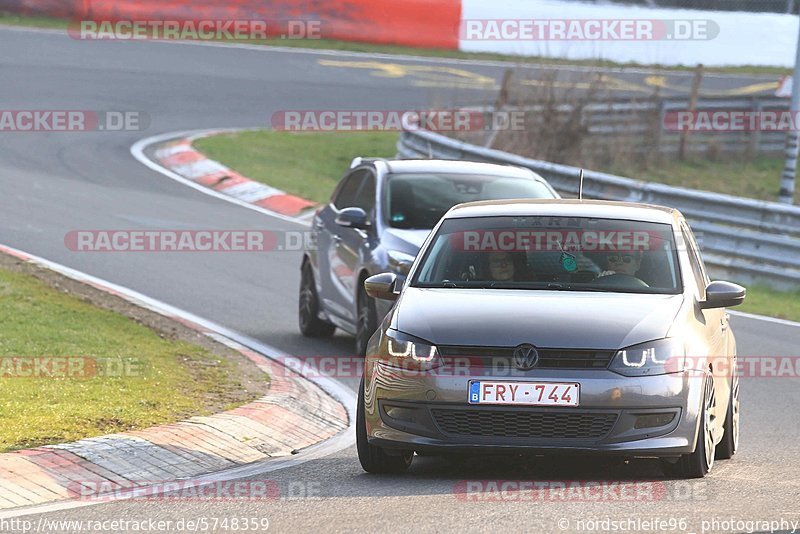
[153,132,317,217]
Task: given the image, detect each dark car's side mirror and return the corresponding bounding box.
[700,281,746,309]
[335,207,370,230]
[365,272,399,301]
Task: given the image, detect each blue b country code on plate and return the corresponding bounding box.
[470,381,481,402]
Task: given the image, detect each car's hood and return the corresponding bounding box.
[382,228,431,253]
[394,288,684,350]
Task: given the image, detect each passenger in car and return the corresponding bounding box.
[598,251,644,278]
[488,252,515,281]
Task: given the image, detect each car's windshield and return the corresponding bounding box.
[385,173,555,229]
[412,216,682,294]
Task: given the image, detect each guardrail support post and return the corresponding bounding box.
[780,130,799,204]
[780,20,800,204]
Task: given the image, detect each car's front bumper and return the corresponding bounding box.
[364,362,704,457]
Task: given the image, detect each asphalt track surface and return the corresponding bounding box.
[1,26,798,533]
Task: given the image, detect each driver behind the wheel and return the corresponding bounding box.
[597,250,643,278]
[485,251,530,281]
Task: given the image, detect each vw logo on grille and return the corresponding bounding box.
[513,343,539,370]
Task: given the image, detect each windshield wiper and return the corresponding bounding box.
[437,280,502,289]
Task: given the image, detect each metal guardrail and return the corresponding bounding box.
[397,129,800,289]
[591,97,788,155]
[483,97,790,156]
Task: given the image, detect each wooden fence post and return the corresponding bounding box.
[678,64,704,160]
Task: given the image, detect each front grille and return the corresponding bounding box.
[438,346,614,370]
[431,408,618,440]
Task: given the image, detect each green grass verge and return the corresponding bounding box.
[0,13,69,30]
[0,13,789,75]
[736,285,800,322]
[194,130,398,204]
[606,156,798,206]
[197,130,797,208]
[0,265,264,452]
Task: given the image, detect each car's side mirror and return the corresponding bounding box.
[700,281,746,309]
[365,272,399,301]
[335,207,370,230]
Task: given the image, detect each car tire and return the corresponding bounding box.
[355,286,377,357]
[715,372,739,460]
[356,377,413,474]
[299,263,336,338]
[662,374,717,478]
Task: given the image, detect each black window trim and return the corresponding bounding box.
[680,223,708,300]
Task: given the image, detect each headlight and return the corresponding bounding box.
[609,338,685,377]
[379,329,441,371]
[387,250,415,276]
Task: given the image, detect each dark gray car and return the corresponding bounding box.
[358,199,745,478]
[298,159,559,355]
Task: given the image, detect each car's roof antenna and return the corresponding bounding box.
[578,169,585,200]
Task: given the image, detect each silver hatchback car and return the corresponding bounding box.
[358,199,745,478]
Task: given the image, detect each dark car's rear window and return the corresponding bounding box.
[384,173,555,230]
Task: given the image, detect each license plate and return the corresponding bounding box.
[468,381,580,407]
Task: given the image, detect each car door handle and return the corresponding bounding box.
[314,220,325,230]
[721,318,728,331]
[332,234,342,245]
